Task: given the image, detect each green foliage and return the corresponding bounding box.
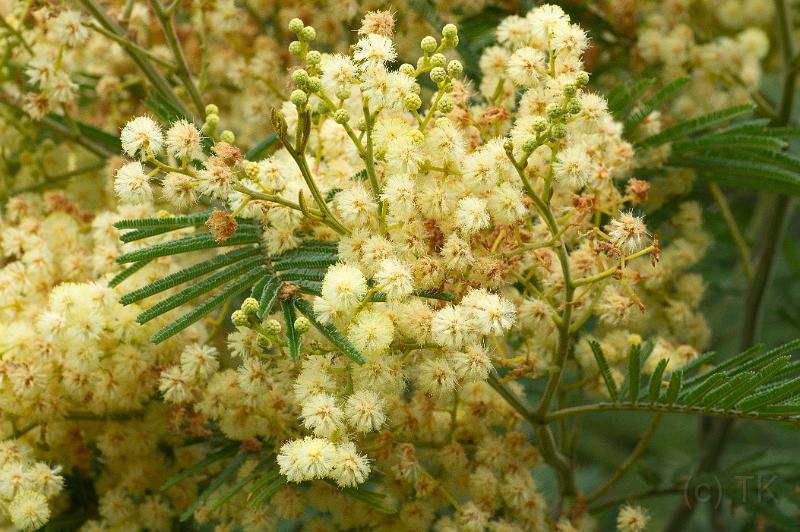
[256,277,281,319]
[112,213,362,354]
[623,77,689,136]
[150,266,268,343]
[136,256,266,324]
[244,133,278,161]
[607,78,655,120]
[179,453,248,522]
[145,91,191,125]
[636,104,756,148]
[161,444,239,492]
[119,247,260,304]
[282,300,301,361]
[589,340,618,402]
[610,77,800,196]
[108,259,151,288]
[295,298,367,364]
[45,113,121,154]
[581,339,800,422]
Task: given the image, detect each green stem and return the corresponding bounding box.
[0,13,33,54]
[150,0,206,119]
[361,104,386,234]
[546,402,798,424]
[85,22,177,70]
[586,413,663,503]
[78,0,189,119]
[10,160,106,195]
[707,183,753,280]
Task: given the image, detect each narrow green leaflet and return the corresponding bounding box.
[637,104,755,148]
[117,232,260,263]
[627,344,642,404]
[249,476,287,507]
[179,452,248,521]
[294,298,367,364]
[624,77,689,136]
[648,359,669,404]
[555,339,800,422]
[607,78,655,120]
[161,444,238,491]
[245,133,279,161]
[113,210,213,230]
[209,462,272,512]
[108,259,151,288]
[589,341,618,402]
[257,277,282,319]
[282,300,301,361]
[120,247,260,305]
[136,256,265,323]
[151,267,267,343]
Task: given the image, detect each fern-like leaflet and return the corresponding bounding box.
[565,340,800,424]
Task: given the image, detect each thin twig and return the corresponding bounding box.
[586,413,663,503]
[150,0,206,119]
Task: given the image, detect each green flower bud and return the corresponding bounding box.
[447,60,463,78]
[220,130,235,144]
[334,108,350,124]
[567,99,582,115]
[264,319,282,335]
[231,310,249,327]
[532,117,548,132]
[404,93,422,111]
[421,36,437,54]
[357,118,367,131]
[550,124,567,139]
[430,66,447,85]
[290,89,307,108]
[315,99,329,114]
[334,85,351,100]
[288,18,304,34]
[306,50,321,65]
[502,137,514,155]
[292,69,309,87]
[545,102,561,119]
[399,63,415,77]
[563,84,577,97]
[575,71,590,87]
[294,316,310,334]
[522,136,538,153]
[205,104,219,115]
[442,23,458,39]
[241,297,259,316]
[438,96,454,113]
[306,77,321,93]
[205,114,219,127]
[430,53,447,68]
[288,40,303,56]
[441,80,454,93]
[299,26,316,42]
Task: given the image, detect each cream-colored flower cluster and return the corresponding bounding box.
[0,193,215,530]
[99,5,716,529]
[0,0,766,528]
